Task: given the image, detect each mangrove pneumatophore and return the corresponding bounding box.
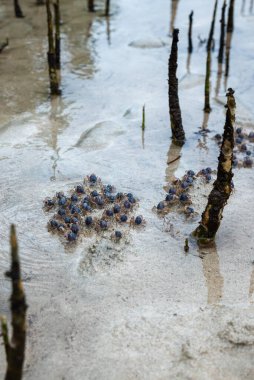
[14,0,24,18]
[227,0,235,33]
[193,88,236,243]
[105,0,110,16]
[225,0,235,77]
[141,104,145,131]
[53,0,61,70]
[46,0,61,95]
[87,0,94,12]
[218,0,227,65]
[188,11,194,54]
[204,0,218,113]
[168,28,185,146]
[1,225,27,380]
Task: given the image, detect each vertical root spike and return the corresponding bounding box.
[54,0,61,70]
[14,0,24,18]
[142,105,145,131]
[105,0,110,16]
[227,0,235,33]
[218,0,227,64]
[204,0,218,112]
[168,29,185,145]
[46,0,60,95]
[188,11,194,54]
[87,0,94,12]
[207,0,218,52]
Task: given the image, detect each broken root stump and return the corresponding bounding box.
[193,88,236,243]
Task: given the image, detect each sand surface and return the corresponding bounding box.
[0,0,254,379]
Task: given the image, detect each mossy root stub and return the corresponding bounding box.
[1,225,27,380]
[168,28,185,146]
[194,89,236,243]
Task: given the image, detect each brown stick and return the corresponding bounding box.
[2,225,27,380]
[168,29,185,146]
[218,0,226,64]
[194,89,236,243]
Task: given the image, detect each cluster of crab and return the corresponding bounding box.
[155,168,215,218]
[214,127,254,168]
[44,174,145,242]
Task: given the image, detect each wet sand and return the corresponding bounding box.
[0,0,254,379]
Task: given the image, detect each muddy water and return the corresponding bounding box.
[0,0,254,379]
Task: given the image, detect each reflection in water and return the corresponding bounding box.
[106,15,111,45]
[215,63,223,98]
[197,112,210,151]
[198,243,224,305]
[46,97,69,181]
[250,0,254,13]
[142,129,145,149]
[61,1,95,79]
[186,53,191,74]
[36,96,69,181]
[241,0,246,14]
[170,0,180,34]
[164,142,182,190]
[202,111,210,131]
[249,266,254,303]
[225,32,233,78]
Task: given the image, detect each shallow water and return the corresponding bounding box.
[1,0,254,379]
